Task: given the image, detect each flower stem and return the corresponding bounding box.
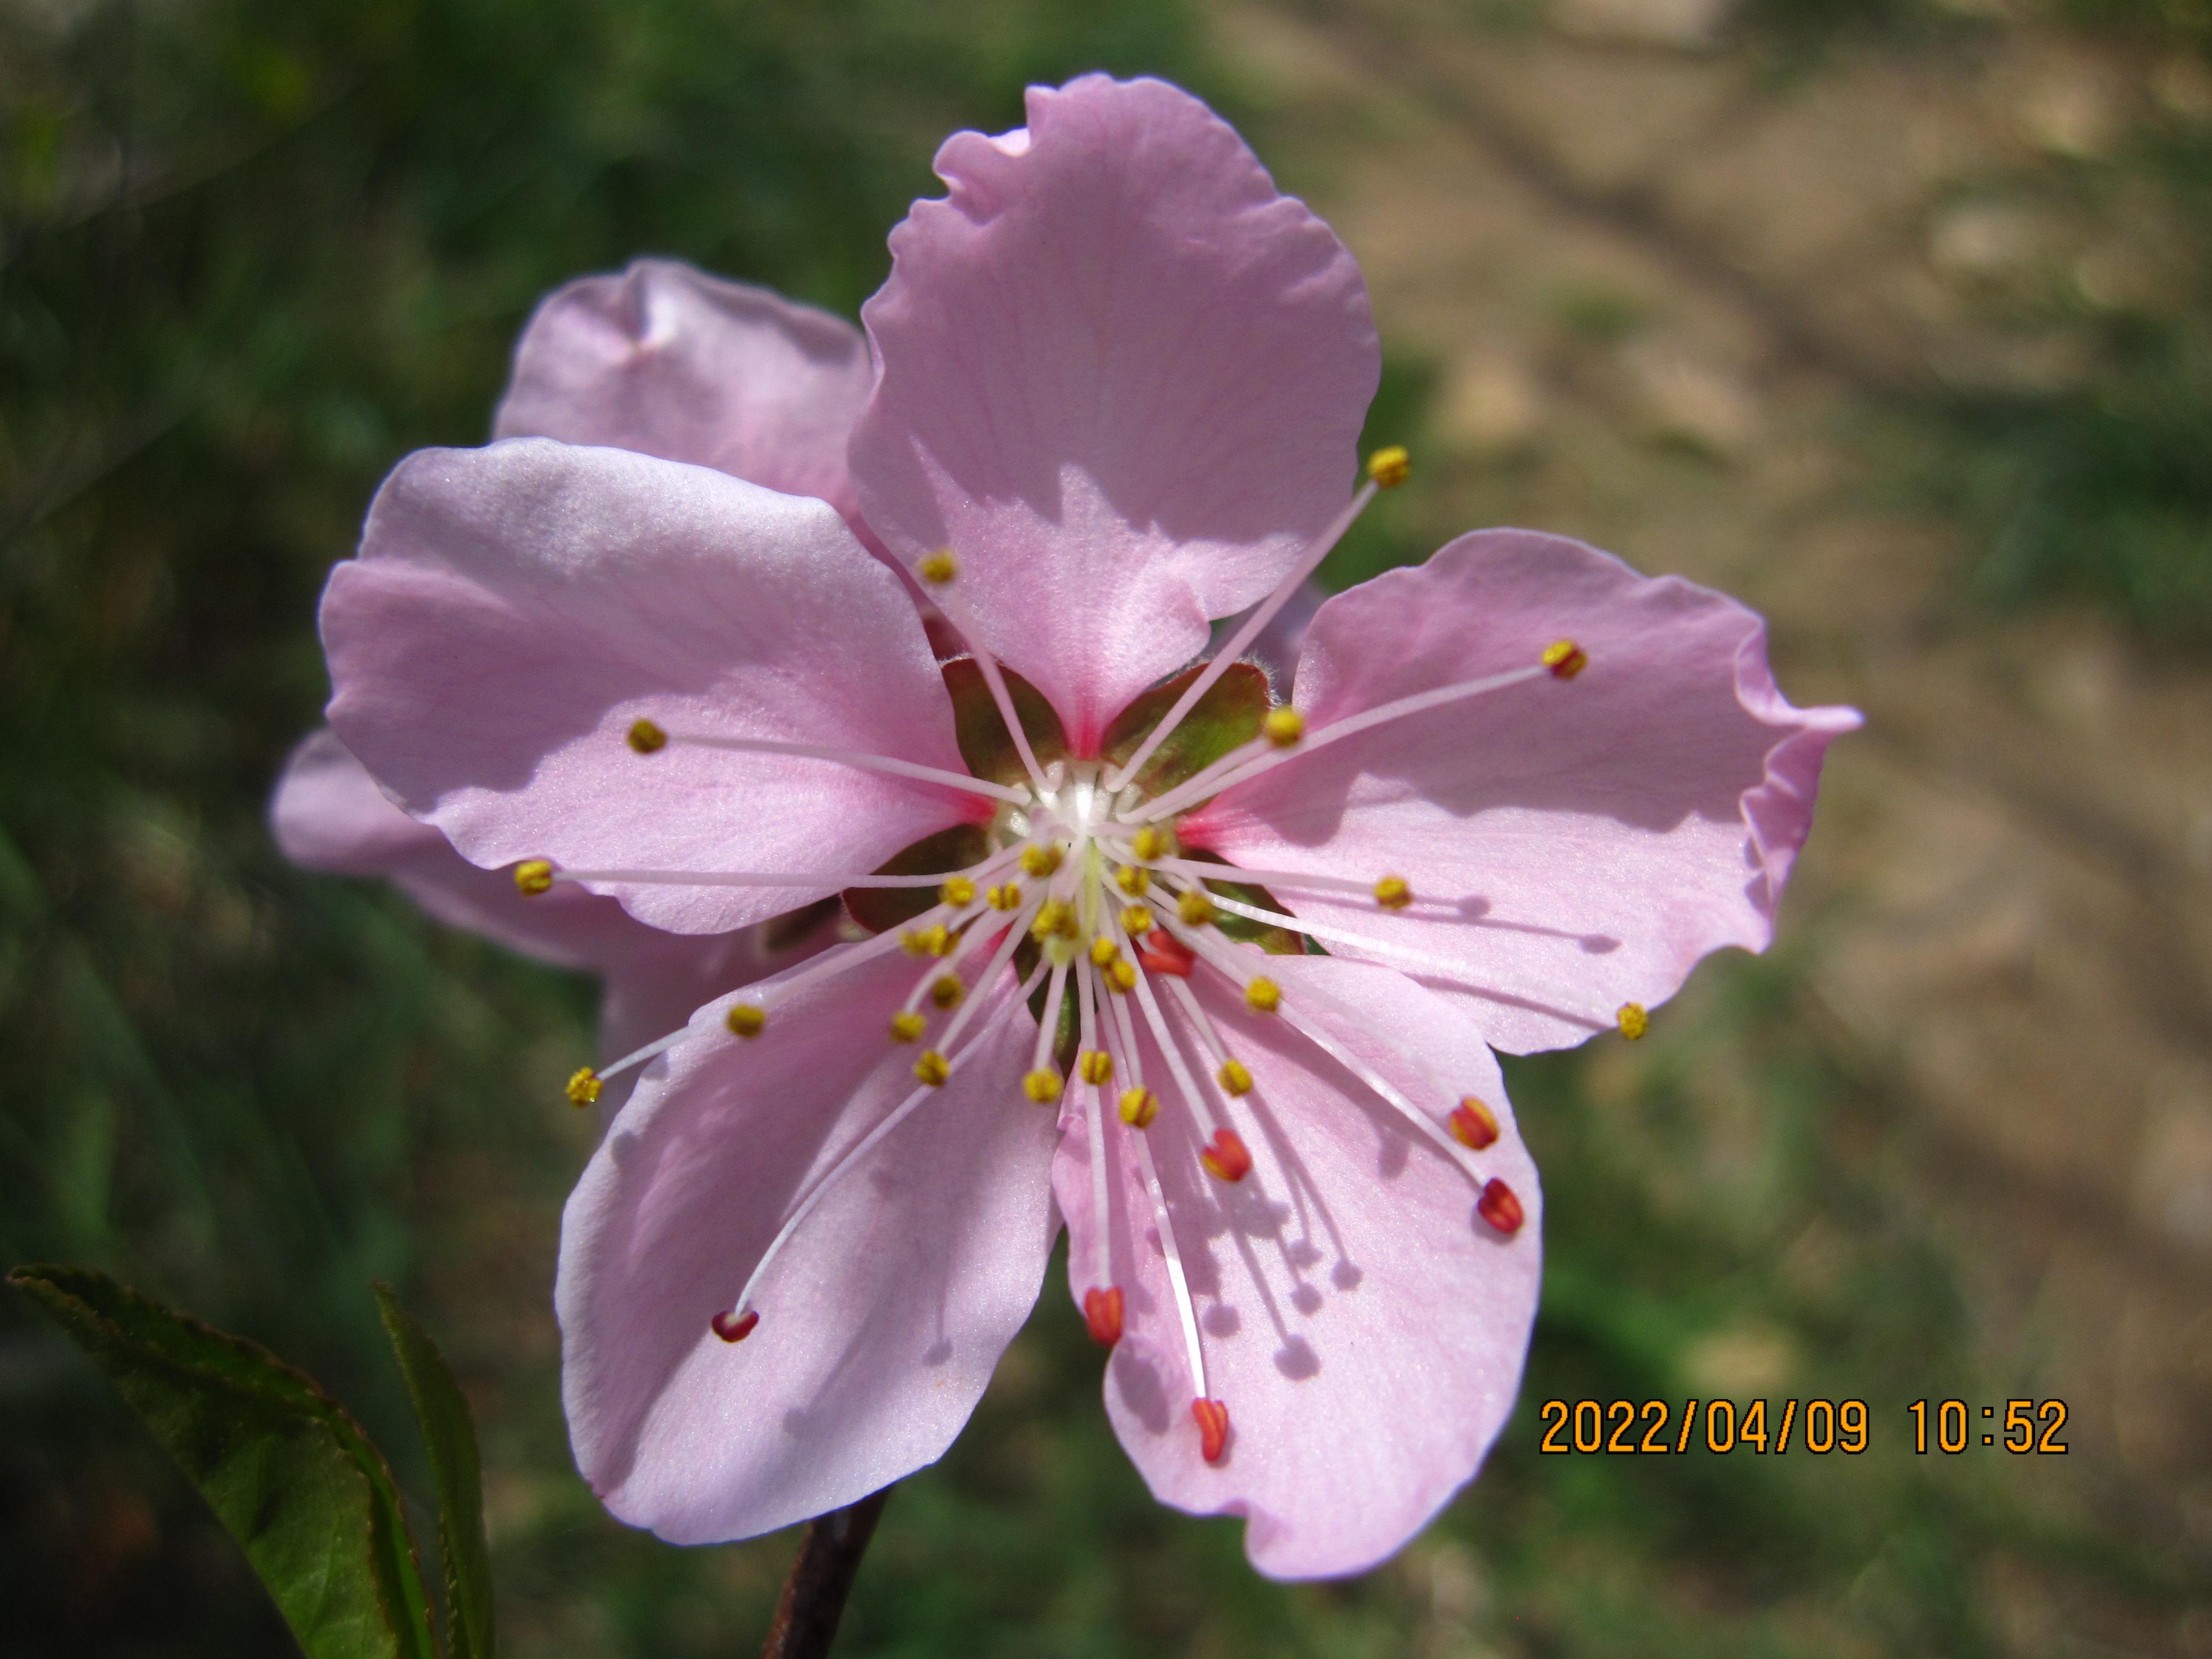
[759,1485,893,1659]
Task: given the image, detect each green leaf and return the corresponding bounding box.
[374,1284,494,1659]
[942,658,1067,787]
[843,822,992,934]
[8,1265,439,1659]
[1100,662,1270,797]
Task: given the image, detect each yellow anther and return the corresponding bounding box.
[514,859,555,897]
[1373,875,1413,911]
[725,1004,767,1039]
[565,1067,603,1107]
[889,1010,926,1043]
[1367,445,1411,489]
[919,550,958,585]
[939,875,976,907]
[1118,1086,1160,1128]
[627,718,667,754]
[1121,905,1154,936]
[1020,843,1063,878]
[1115,864,1151,896]
[902,923,954,957]
[1022,1068,1063,1104]
[1262,707,1305,748]
[1217,1058,1254,1097]
[1543,639,1588,680]
[914,1049,951,1087]
[1245,977,1281,1014]
[1616,1001,1648,1040]
[1130,825,1171,862]
[1078,1050,1114,1085]
[1104,959,1138,993]
[986,881,1024,911]
[1177,889,1215,927]
[1089,935,1121,968]
[930,974,964,1010]
[1030,900,1077,942]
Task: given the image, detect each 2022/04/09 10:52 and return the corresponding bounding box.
[1535,1399,2073,1454]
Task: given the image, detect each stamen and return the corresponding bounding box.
[919,550,958,585]
[1023,1068,1062,1103]
[1115,865,1150,896]
[1077,960,1114,1296]
[1078,1050,1114,1084]
[902,924,953,956]
[914,1050,951,1087]
[1130,660,1553,823]
[1150,858,1407,904]
[1119,1086,1159,1127]
[987,881,1024,911]
[1088,935,1121,968]
[1200,1127,1253,1183]
[1244,977,1281,1013]
[1543,639,1588,680]
[552,867,975,891]
[890,1010,926,1043]
[1130,825,1173,862]
[711,1310,759,1343]
[1367,444,1412,489]
[514,859,555,896]
[1021,843,1065,878]
[666,731,1027,806]
[929,974,964,1009]
[566,1067,602,1107]
[1449,1097,1501,1150]
[1262,707,1305,748]
[1192,1397,1232,1463]
[1118,904,1152,937]
[1082,1286,1125,1347]
[1177,889,1215,927]
[1175,888,1473,979]
[725,1004,767,1039]
[1032,961,1072,1077]
[1477,1177,1526,1235]
[1103,959,1138,993]
[627,718,668,754]
[1136,930,1195,978]
[940,875,976,907]
[1130,1117,1208,1400]
[1374,875,1413,911]
[1104,474,1385,793]
[1217,1059,1254,1097]
[1617,1002,1649,1040]
[1031,900,1077,942]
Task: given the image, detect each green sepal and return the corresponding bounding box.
[843,822,992,934]
[1100,662,1270,798]
[943,658,1066,787]
[8,1265,440,1659]
[1176,851,1314,956]
[374,1285,494,1659]
[1015,937,1081,1074]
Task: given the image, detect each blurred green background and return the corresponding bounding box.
[4,0,2210,1653]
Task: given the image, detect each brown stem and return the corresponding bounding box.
[759,1485,894,1659]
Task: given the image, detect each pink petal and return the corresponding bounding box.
[559,946,1058,1543]
[321,439,978,935]
[851,75,1379,749]
[1183,531,1861,1052]
[493,258,874,534]
[1055,954,1539,1579]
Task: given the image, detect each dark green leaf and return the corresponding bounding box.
[942,658,1067,787]
[1100,662,1270,798]
[374,1285,493,1659]
[843,823,993,934]
[8,1265,438,1659]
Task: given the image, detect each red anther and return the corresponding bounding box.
[1191,1397,1231,1463]
[1137,931,1196,977]
[1199,1128,1252,1183]
[710,1309,759,1343]
[1476,1177,1525,1237]
[1082,1286,1125,1347]
[1449,1098,1500,1151]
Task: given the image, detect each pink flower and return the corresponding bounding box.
[315,76,1858,1578]
[272,260,880,1100]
